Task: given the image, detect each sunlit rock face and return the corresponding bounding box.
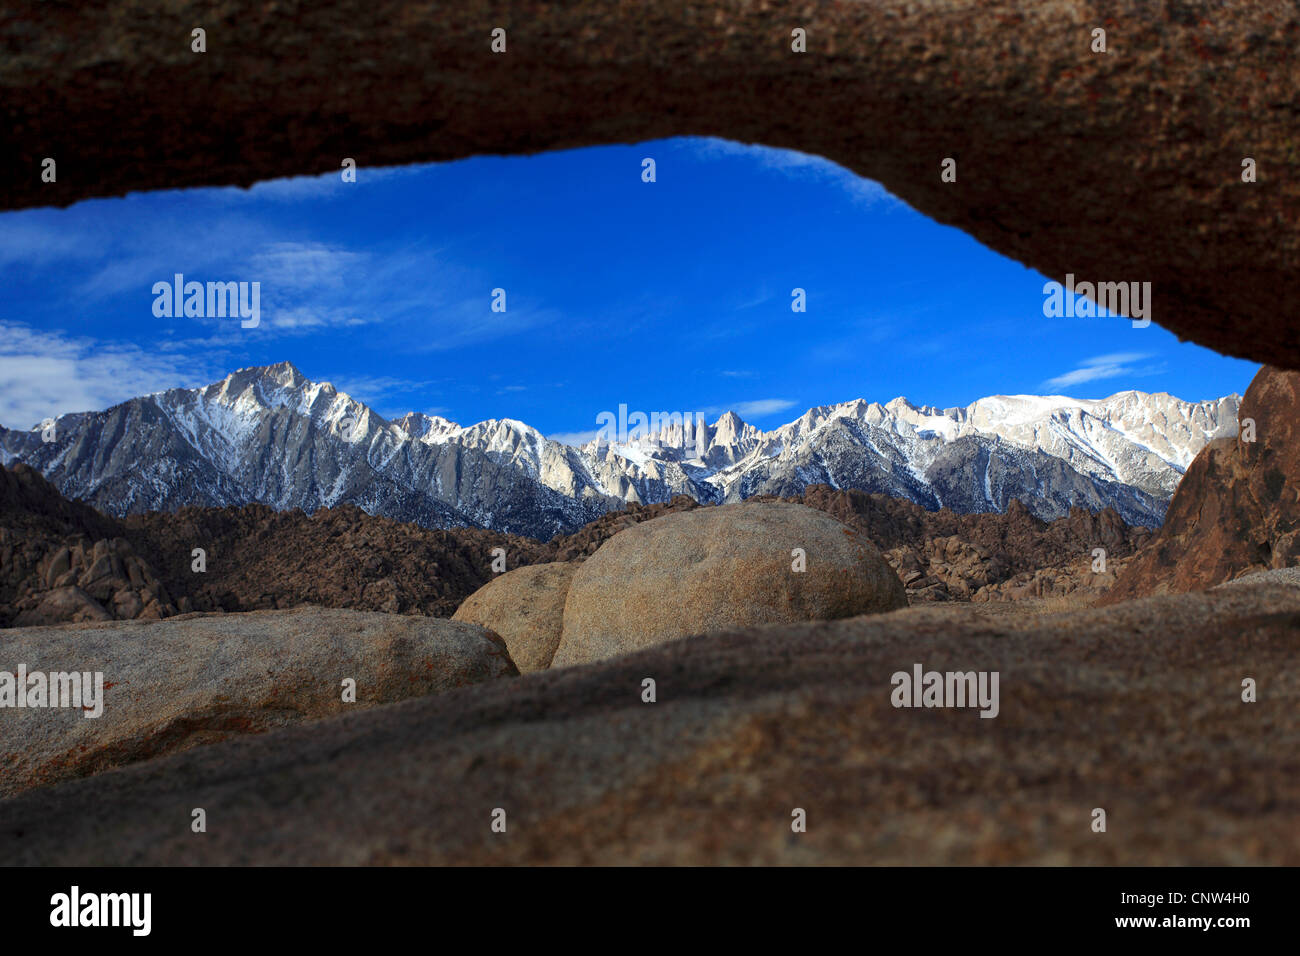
[1106,366,1300,602]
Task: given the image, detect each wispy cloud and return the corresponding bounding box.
[1043,353,1164,391]
[213,163,433,203]
[0,321,214,428]
[244,242,389,333]
[1,207,522,348]
[0,219,103,268]
[267,308,375,332]
[691,138,899,209]
[250,242,364,290]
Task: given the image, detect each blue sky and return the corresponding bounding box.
[0,136,1258,439]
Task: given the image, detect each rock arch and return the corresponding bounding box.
[3,1,1297,366]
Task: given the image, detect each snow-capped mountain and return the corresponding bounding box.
[0,363,615,539]
[684,391,1238,511]
[0,362,1239,536]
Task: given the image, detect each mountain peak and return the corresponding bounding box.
[220,361,308,394]
[709,411,754,447]
[257,360,308,388]
[392,411,450,437]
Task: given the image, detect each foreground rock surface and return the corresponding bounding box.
[452,563,577,672]
[2,576,1298,865]
[0,608,517,798]
[553,501,907,667]
[1107,367,1300,602]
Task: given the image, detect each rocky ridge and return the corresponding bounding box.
[1,463,1153,628]
[0,463,551,626]
[0,464,180,627]
[762,486,1152,605]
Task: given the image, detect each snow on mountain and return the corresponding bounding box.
[0,362,612,539]
[0,362,1240,536]
[881,391,1238,496]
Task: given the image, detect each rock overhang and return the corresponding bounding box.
[2,0,1296,366]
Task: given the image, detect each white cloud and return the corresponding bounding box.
[213,164,432,203]
[1043,353,1162,390]
[269,308,376,332]
[1081,352,1150,366]
[691,138,899,209]
[0,322,213,428]
[0,220,102,268]
[249,242,364,290]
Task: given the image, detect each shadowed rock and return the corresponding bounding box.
[778,487,1153,604]
[0,461,558,625]
[553,501,907,667]
[13,586,113,625]
[0,607,518,798]
[0,464,179,626]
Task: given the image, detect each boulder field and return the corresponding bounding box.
[0,462,555,626]
[0,462,1157,629]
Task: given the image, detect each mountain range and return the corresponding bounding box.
[0,361,1239,538]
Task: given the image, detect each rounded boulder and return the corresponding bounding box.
[452,562,578,672]
[552,501,906,667]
